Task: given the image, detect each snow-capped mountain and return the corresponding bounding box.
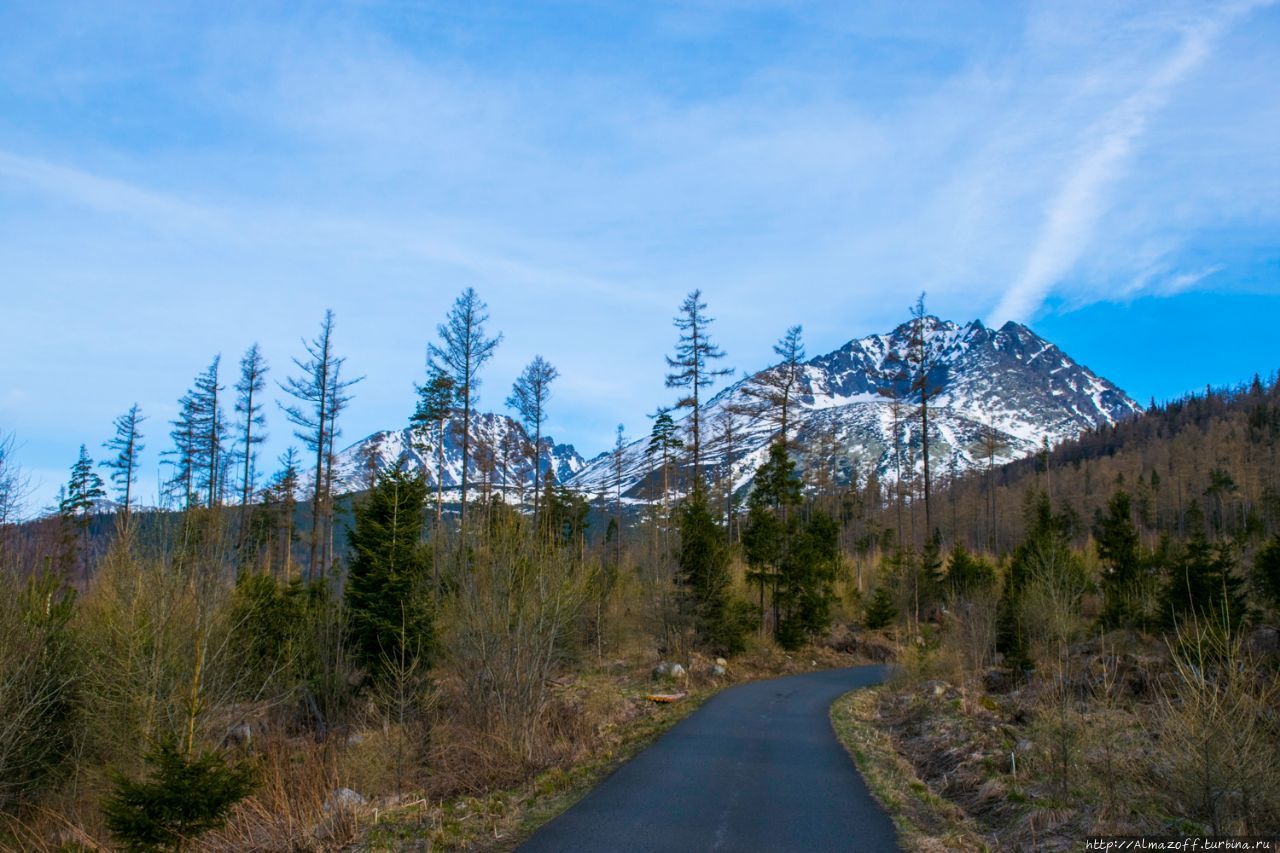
[566,318,1143,499]
[334,411,586,494]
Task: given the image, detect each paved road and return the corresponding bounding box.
[520,665,899,853]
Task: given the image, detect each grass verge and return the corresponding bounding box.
[830,687,989,853]
[359,685,713,851]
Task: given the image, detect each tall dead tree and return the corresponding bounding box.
[507,355,559,518]
[665,290,732,488]
[907,293,943,536]
[428,289,501,531]
[741,325,807,447]
[281,311,360,581]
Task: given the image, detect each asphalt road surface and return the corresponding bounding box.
[520,665,899,853]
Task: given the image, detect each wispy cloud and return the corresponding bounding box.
[0,0,1277,510]
[990,0,1274,323]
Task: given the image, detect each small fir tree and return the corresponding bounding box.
[344,461,434,683]
[102,736,257,852]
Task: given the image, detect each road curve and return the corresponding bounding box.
[519,665,899,853]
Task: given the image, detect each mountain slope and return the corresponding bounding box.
[566,317,1142,499]
[334,412,585,494]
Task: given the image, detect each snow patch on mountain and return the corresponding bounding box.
[566,318,1142,499]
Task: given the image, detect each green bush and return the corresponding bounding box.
[102,736,257,852]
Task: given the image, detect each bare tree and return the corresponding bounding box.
[280,311,361,581]
[0,431,31,563]
[611,424,626,567]
[507,355,559,518]
[428,289,501,531]
[665,290,732,486]
[907,293,943,535]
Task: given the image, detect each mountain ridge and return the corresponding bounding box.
[335,317,1142,501]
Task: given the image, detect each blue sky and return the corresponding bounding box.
[2,0,1278,514]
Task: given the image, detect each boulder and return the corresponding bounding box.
[324,788,366,813]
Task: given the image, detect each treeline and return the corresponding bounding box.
[3,284,1278,845]
[0,287,855,849]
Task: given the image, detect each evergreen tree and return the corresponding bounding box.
[543,476,590,553]
[996,491,1072,673]
[676,488,752,654]
[192,355,227,508]
[1094,488,1144,628]
[60,445,105,580]
[344,461,433,683]
[427,289,501,531]
[101,404,145,522]
[741,441,802,635]
[665,290,732,485]
[410,366,456,530]
[944,543,996,597]
[233,343,269,511]
[506,355,559,519]
[915,531,945,621]
[163,389,199,510]
[645,407,683,532]
[1161,504,1246,632]
[102,736,256,852]
[864,581,898,630]
[254,448,300,579]
[774,510,839,649]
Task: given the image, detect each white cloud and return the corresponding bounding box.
[990,0,1274,323]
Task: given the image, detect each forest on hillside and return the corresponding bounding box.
[1,287,1279,849]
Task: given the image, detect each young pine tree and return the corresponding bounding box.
[102,736,257,853]
[1161,503,1246,633]
[864,581,898,631]
[741,441,801,635]
[677,488,752,655]
[1094,488,1144,628]
[344,461,434,684]
[775,510,839,650]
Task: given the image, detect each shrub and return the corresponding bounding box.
[103,736,257,852]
